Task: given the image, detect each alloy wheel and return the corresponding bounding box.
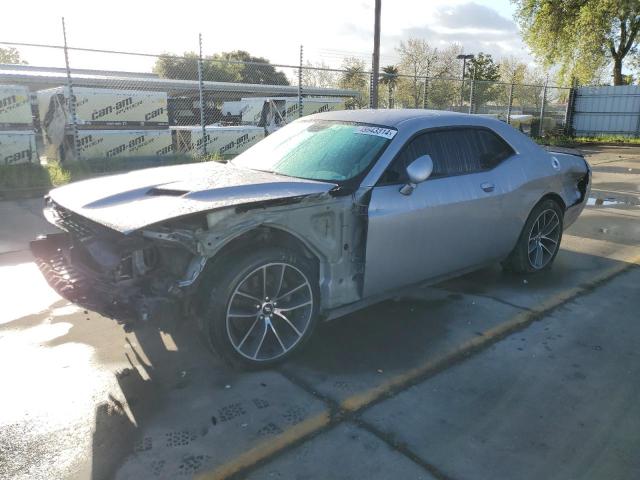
[527,208,561,270]
[225,262,314,362]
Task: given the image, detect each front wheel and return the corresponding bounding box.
[202,247,319,369]
[503,199,564,274]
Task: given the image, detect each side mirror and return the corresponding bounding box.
[400,155,433,195]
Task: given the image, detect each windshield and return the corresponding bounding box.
[232,120,396,182]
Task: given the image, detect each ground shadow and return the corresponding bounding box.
[27,245,639,479]
[29,245,222,479]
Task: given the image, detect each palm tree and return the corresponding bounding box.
[380,65,399,109]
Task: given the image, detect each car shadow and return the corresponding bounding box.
[26,245,638,479]
[290,293,454,375]
[28,244,224,479]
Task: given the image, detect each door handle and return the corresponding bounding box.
[481,182,495,192]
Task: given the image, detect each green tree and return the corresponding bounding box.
[466,52,500,81]
[423,43,463,110]
[379,65,399,108]
[395,40,462,109]
[498,56,528,84]
[339,57,368,108]
[497,56,529,109]
[0,47,27,64]
[513,0,640,86]
[621,73,635,84]
[465,52,500,112]
[301,61,338,88]
[153,50,288,85]
[396,38,439,108]
[217,51,289,85]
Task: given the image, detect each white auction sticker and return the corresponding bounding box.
[355,126,397,139]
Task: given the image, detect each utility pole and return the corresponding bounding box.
[371,0,381,108]
[457,54,474,108]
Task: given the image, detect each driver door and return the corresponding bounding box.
[363,127,514,298]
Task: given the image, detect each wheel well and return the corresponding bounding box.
[539,193,566,211]
[195,226,320,307]
[506,192,567,261]
[215,226,319,263]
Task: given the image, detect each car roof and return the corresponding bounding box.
[306,108,472,128]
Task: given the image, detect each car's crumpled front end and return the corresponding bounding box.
[32,197,210,324]
[30,160,341,325]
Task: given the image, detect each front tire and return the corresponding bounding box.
[202,247,319,369]
[503,199,564,274]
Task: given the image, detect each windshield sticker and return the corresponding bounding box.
[355,126,397,139]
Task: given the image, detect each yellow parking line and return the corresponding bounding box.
[341,251,640,413]
[340,309,531,412]
[196,411,330,480]
[199,251,640,478]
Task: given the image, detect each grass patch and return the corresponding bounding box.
[0,153,225,199]
[534,134,640,147]
[0,162,53,191]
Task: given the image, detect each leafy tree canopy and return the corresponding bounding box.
[513,0,640,85]
[302,61,339,88]
[466,52,500,82]
[0,47,27,64]
[153,50,289,85]
[380,65,399,84]
[396,39,463,108]
[339,57,369,108]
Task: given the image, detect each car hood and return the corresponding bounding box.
[48,161,336,234]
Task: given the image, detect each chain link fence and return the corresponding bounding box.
[1,34,571,169]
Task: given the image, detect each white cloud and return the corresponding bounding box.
[1,0,532,71]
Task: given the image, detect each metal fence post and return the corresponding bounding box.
[422,77,428,109]
[197,33,207,156]
[468,70,476,114]
[564,80,578,136]
[61,17,79,162]
[369,70,375,108]
[506,83,514,124]
[539,78,548,137]
[298,45,303,118]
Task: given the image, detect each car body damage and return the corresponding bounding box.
[44,160,336,234]
[138,188,368,310]
[33,110,590,366]
[35,170,367,322]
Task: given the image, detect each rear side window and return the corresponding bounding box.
[475,129,514,169]
[379,127,515,184]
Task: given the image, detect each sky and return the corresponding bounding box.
[2,0,532,73]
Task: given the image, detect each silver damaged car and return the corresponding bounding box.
[33,110,591,368]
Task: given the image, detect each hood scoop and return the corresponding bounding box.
[146,187,189,197]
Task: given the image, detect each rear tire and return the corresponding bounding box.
[503,199,564,274]
[200,246,319,369]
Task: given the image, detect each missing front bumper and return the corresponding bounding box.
[30,233,181,327]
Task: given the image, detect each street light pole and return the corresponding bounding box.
[457,53,474,108]
[371,0,381,109]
